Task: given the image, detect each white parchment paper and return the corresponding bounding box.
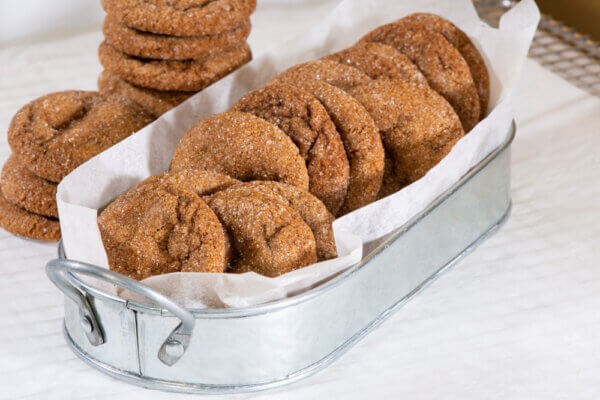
[56,0,540,308]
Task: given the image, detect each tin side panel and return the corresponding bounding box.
[135,146,511,387]
[64,296,140,374]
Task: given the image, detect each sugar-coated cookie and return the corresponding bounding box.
[205,185,317,277]
[171,111,310,190]
[103,14,251,60]
[398,13,490,117]
[8,91,153,183]
[325,41,427,85]
[1,155,58,218]
[273,59,371,91]
[98,70,194,117]
[361,24,480,132]
[219,181,336,261]
[98,169,236,280]
[98,41,252,91]
[232,83,349,214]
[349,79,464,197]
[0,190,60,242]
[101,0,257,36]
[292,80,385,215]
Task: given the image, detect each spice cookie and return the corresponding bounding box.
[219,181,336,261]
[232,83,349,214]
[98,41,252,91]
[98,70,193,117]
[101,0,256,36]
[348,79,464,197]
[360,25,480,132]
[205,186,317,277]
[272,59,371,91]
[1,155,58,218]
[98,169,235,280]
[8,91,153,183]
[171,111,309,190]
[325,41,427,85]
[398,13,490,117]
[290,80,385,215]
[0,190,60,242]
[103,14,251,60]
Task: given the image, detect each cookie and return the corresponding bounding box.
[0,190,60,242]
[231,83,349,214]
[290,80,385,215]
[98,41,252,91]
[1,155,58,218]
[103,14,251,60]
[219,181,336,261]
[361,25,480,132]
[98,169,235,280]
[171,111,309,190]
[325,41,427,85]
[272,59,371,91]
[8,91,153,183]
[101,0,256,36]
[98,70,194,117]
[348,79,464,197]
[205,186,317,277]
[398,13,490,117]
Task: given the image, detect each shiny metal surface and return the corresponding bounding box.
[46,259,196,366]
[54,123,515,393]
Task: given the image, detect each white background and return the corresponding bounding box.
[0,0,104,44]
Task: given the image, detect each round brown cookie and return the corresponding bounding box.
[348,79,464,197]
[324,41,427,85]
[360,24,480,132]
[0,190,60,242]
[171,111,309,190]
[290,80,384,215]
[218,181,336,261]
[231,83,349,214]
[98,169,235,280]
[98,41,252,91]
[103,14,252,60]
[156,167,239,196]
[101,0,257,36]
[398,13,490,118]
[8,91,153,183]
[98,70,194,117]
[1,155,58,218]
[205,186,317,277]
[272,59,371,91]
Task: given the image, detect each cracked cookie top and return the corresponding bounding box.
[171,111,310,190]
[7,90,153,182]
[205,184,317,277]
[98,169,236,280]
[232,83,349,214]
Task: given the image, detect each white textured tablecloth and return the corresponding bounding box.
[1,1,599,399]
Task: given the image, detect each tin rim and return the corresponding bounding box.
[60,122,516,317]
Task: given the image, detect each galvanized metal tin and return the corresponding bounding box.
[46,123,514,394]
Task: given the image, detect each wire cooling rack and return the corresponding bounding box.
[474,0,600,96]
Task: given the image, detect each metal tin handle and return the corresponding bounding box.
[46,259,195,366]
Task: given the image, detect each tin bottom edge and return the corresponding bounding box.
[63,201,512,395]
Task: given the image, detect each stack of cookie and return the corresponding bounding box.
[0,91,153,242]
[99,13,490,279]
[98,0,256,117]
[0,1,258,243]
